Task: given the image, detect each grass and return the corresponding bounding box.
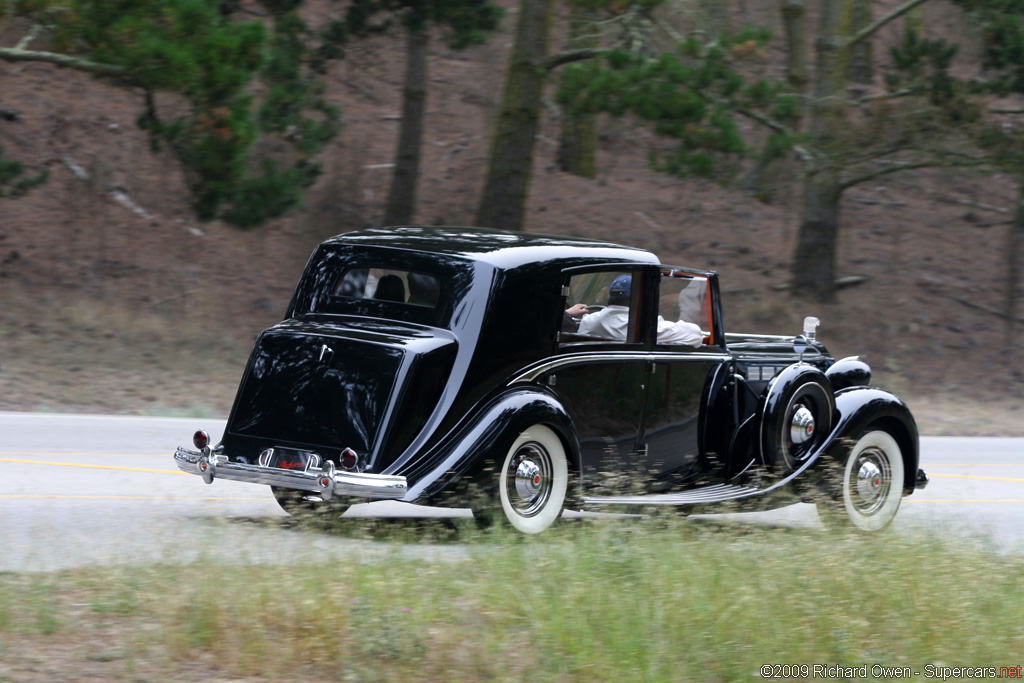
[1,519,1021,682]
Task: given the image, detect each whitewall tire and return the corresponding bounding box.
[498,425,568,534]
[820,430,905,532]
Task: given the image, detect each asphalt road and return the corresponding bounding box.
[1,412,1021,571]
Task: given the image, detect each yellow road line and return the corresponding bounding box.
[922,464,1024,467]
[0,458,183,475]
[928,473,1024,483]
[0,452,165,458]
[905,499,1024,503]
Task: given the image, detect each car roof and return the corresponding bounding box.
[325,226,660,271]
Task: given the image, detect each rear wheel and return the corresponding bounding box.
[474,425,568,534]
[271,487,350,519]
[818,430,905,532]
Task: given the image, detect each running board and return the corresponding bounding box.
[583,483,761,507]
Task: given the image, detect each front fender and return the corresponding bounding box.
[401,387,579,503]
[816,387,920,494]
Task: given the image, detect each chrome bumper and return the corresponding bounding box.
[174,447,408,501]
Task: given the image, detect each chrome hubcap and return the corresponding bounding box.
[852,447,891,515]
[507,443,552,517]
[789,404,815,445]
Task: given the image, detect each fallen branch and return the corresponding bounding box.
[0,47,123,76]
[109,187,154,220]
[954,198,1009,214]
[946,294,1024,324]
[59,150,89,181]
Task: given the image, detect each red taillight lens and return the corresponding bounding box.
[340,448,358,470]
[193,430,210,450]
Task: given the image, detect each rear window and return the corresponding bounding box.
[333,268,440,308]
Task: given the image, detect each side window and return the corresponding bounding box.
[560,271,638,344]
[659,272,710,330]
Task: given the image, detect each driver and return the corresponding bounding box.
[577,275,704,346]
[578,275,631,339]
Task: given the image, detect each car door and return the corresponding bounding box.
[637,268,733,491]
[549,264,660,493]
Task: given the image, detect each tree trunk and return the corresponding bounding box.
[476,0,555,231]
[383,24,429,226]
[781,0,809,92]
[700,0,731,40]
[557,2,599,179]
[791,0,849,302]
[847,0,874,84]
[905,2,925,35]
[1006,185,1023,352]
[793,170,841,301]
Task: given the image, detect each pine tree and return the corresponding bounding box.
[1,0,341,227]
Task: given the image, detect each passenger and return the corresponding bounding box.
[407,272,439,306]
[677,277,704,325]
[374,274,406,302]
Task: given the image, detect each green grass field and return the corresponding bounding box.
[1,518,1021,681]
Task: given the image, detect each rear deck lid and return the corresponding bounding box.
[228,327,405,455]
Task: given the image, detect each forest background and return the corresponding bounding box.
[1,0,1023,435]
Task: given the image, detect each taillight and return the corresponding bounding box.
[193,430,211,450]
[340,448,358,470]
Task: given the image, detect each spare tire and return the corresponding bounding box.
[758,364,835,472]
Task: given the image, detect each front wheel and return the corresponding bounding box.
[818,430,905,532]
[271,486,350,520]
[475,425,569,534]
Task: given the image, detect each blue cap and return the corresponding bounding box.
[609,275,631,296]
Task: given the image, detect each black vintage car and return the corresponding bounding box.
[175,227,928,533]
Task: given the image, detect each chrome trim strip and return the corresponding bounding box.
[174,447,408,500]
[510,352,733,384]
[725,332,794,342]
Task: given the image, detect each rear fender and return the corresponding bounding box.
[402,388,579,503]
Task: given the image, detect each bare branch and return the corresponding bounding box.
[847,0,932,49]
[850,88,914,107]
[542,48,606,72]
[838,155,987,191]
[0,47,123,75]
[734,106,817,164]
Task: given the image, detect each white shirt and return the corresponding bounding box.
[578,306,703,347]
[577,305,629,339]
[656,318,704,346]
